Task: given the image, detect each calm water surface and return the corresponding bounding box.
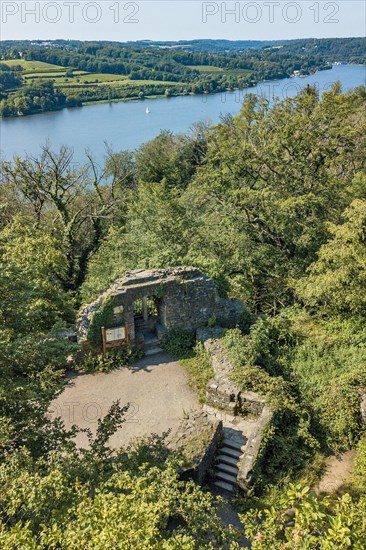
[1,64,365,165]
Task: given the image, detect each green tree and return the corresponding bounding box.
[183,87,366,311]
[297,199,366,318]
[0,216,74,334]
[243,485,366,549]
[1,146,127,290]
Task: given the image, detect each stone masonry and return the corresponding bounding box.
[199,330,272,492]
[171,409,223,485]
[203,337,266,417]
[77,267,245,346]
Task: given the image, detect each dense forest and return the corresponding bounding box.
[1,83,366,546]
[1,37,365,117]
[2,37,366,56]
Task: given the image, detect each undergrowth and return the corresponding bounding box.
[80,346,143,373]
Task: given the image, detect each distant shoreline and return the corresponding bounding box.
[1,65,346,119]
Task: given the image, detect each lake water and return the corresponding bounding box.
[1,64,365,165]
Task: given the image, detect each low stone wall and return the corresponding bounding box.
[202,337,265,417]
[236,403,272,490]
[200,331,272,491]
[171,410,223,485]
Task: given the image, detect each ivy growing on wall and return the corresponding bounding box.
[153,283,164,299]
[87,296,122,348]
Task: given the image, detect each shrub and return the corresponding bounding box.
[222,326,319,486]
[223,316,296,378]
[317,365,366,452]
[207,314,217,328]
[242,484,366,548]
[352,436,366,495]
[80,346,142,374]
[66,95,82,107]
[181,343,214,403]
[161,329,195,358]
[237,306,255,333]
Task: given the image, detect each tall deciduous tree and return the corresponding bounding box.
[297,198,366,318]
[1,145,132,290]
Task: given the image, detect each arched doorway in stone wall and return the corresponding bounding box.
[133,296,161,347]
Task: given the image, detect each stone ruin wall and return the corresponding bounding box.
[77,267,245,345]
[75,267,272,491]
[199,331,272,492]
[171,410,223,485]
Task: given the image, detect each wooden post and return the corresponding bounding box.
[101,326,107,354]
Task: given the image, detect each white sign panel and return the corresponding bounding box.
[105,326,125,342]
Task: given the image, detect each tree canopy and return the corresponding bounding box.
[1,84,365,547]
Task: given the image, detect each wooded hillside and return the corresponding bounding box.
[1,84,365,547]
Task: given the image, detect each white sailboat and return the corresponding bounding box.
[145,107,150,114]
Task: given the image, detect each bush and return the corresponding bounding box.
[317,365,366,452]
[86,297,120,348]
[181,343,214,403]
[222,326,319,486]
[242,484,366,548]
[66,95,82,107]
[80,346,142,373]
[352,436,366,495]
[237,306,255,333]
[161,329,195,358]
[223,316,296,378]
[207,314,217,328]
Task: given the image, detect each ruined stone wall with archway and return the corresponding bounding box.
[77,267,245,349]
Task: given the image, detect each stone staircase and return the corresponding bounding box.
[142,331,163,356]
[213,429,246,493]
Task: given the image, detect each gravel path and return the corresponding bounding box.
[49,353,200,449]
[316,450,356,494]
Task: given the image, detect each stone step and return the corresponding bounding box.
[222,438,244,452]
[145,347,163,356]
[216,462,238,477]
[217,453,238,467]
[145,338,158,344]
[144,343,161,352]
[220,446,242,459]
[213,480,234,492]
[135,322,151,329]
[215,470,237,484]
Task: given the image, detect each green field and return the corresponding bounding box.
[187,65,251,77]
[7,61,180,91]
[2,59,66,73]
[118,79,179,86]
[64,73,127,84]
[24,70,88,79]
[188,65,223,73]
[225,68,251,76]
[30,73,129,87]
[57,78,180,90]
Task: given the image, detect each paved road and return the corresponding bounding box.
[49,353,200,449]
